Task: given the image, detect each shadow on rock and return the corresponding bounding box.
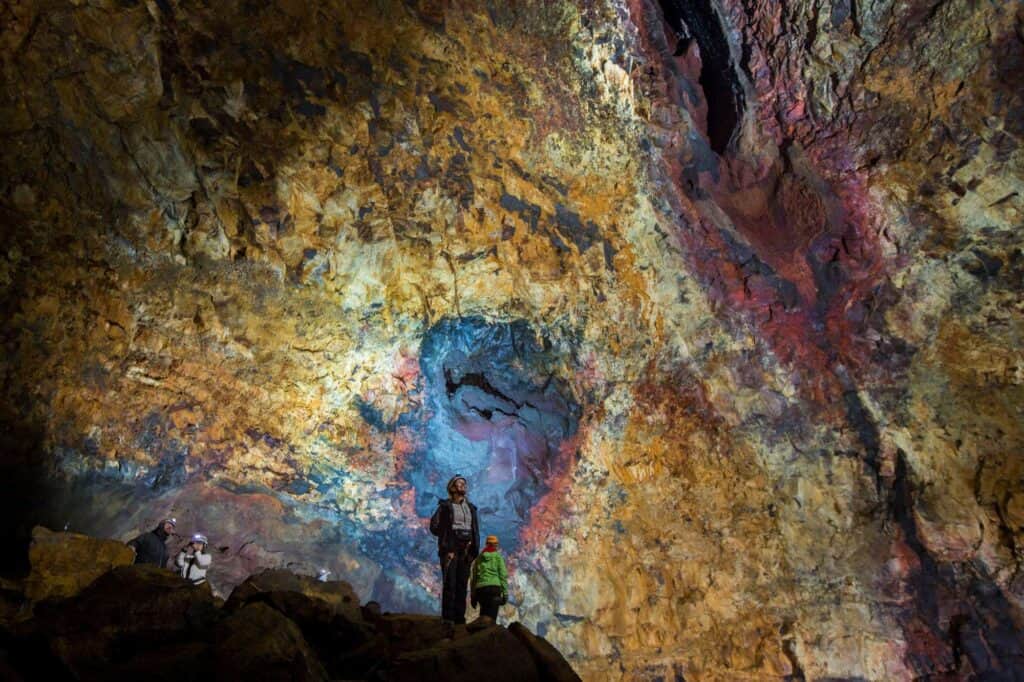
[0,528,580,681]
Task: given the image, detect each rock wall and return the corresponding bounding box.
[0,0,1021,678]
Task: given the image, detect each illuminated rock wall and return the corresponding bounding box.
[0,0,1021,678]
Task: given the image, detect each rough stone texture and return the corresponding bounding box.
[225,571,383,680]
[374,613,460,656]
[387,624,541,682]
[19,565,219,678]
[24,526,134,602]
[213,602,328,682]
[509,621,583,682]
[0,555,573,681]
[225,568,360,612]
[0,0,1021,679]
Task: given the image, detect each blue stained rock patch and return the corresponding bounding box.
[407,316,580,556]
[354,396,393,432]
[135,412,189,492]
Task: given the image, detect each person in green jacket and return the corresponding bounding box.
[470,534,508,622]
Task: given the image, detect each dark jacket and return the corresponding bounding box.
[429,499,480,559]
[128,525,170,568]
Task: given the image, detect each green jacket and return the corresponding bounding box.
[471,549,508,595]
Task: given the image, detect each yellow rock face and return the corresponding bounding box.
[25,527,135,602]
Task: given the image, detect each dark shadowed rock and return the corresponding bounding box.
[223,566,385,677]
[374,613,456,656]
[362,599,383,620]
[229,588,385,679]
[383,625,541,681]
[213,602,327,681]
[91,641,211,682]
[0,651,25,682]
[509,621,581,681]
[13,564,218,678]
[0,577,26,628]
[224,568,359,612]
[1,552,579,682]
[35,565,218,636]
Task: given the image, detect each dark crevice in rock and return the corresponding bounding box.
[831,365,882,486]
[464,402,518,421]
[656,0,745,154]
[888,451,940,611]
[840,388,880,467]
[781,637,806,681]
[444,369,523,411]
[803,3,820,52]
[888,451,960,675]
[889,451,1024,677]
[947,614,969,671]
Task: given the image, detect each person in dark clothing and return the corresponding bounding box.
[429,475,479,624]
[127,518,176,568]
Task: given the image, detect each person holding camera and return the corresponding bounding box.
[176,532,212,586]
[429,474,479,624]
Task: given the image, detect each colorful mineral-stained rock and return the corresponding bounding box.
[0,0,1021,679]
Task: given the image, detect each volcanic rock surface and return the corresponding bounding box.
[1,531,578,681]
[0,0,1021,679]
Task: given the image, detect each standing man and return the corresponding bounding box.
[127,517,176,568]
[429,475,480,624]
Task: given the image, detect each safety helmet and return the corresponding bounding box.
[191,533,208,545]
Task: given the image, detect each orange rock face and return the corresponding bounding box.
[0,0,1022,679]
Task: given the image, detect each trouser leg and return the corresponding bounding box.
[451,554,471,623]
[440,556,455,621]
[477,585,501,620]
[440,551,471,622]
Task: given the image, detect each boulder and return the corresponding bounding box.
[90,641,211,682]
[224,568,359,613]
[24,526,134,602]
[508,621,582,681]
[27,565,219,677]
[1,554,579,682]
[384,625,541,681]
[374,614,456,655]
[213,602,327,681]
[0,577,26,628]
[233,588,384,679]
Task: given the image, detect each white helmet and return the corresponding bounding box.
[191,533,208,545]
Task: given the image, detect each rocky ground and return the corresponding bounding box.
[0,0,1021,679]
[0,527,579,681]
